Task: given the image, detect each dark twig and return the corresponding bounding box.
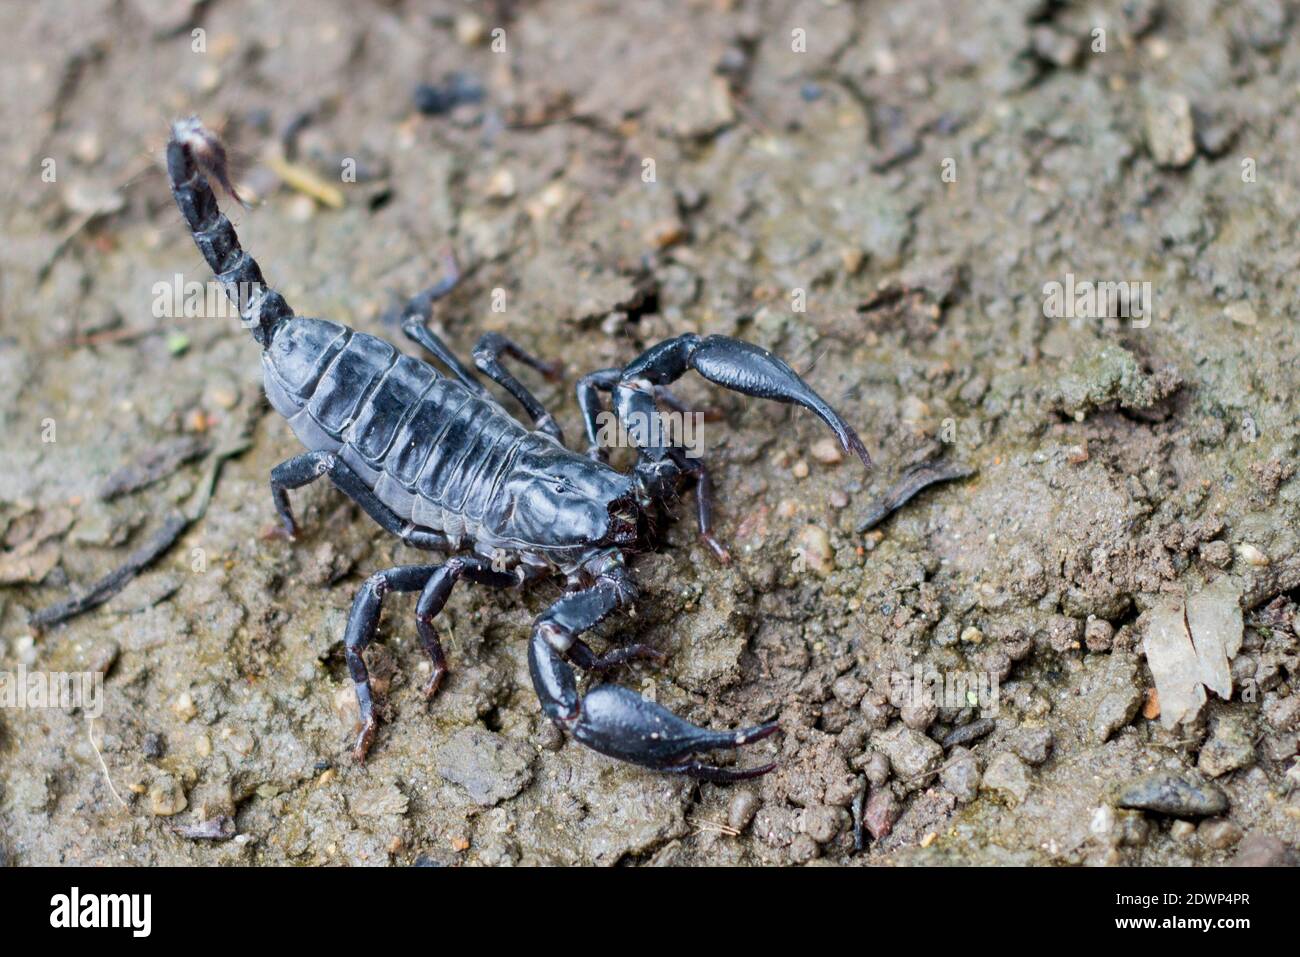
[856,460,977,533]
[31,438,252,630]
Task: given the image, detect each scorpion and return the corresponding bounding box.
[165,118,871,781]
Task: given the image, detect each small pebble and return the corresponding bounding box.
[286,193,316,222]
[794,524,835,576]
[1116,771,1228,818]
[960,626,984,645]
[149,777,188,816]
[727,790,760,832]
[1200,540,1231,568]
[863,750,891,787]
[1224,301,1257,326]
[1231,833,1298,866]
[983,752,1032,804]
[792,460,810,479]
[1141,688,1161,720]
[172,691,198,722]
[810,438,843,465]
[142,732,165,760]
[802,805,842,844]
[1198,819,1242,849]
[1144,91,1196,168]
[788,832,819,863]
[454,12,486,46]
[484,168,516,200]
[899,395,929,423]
[1008,726,1054,765]
[1094,688,1142,742]
[900,698,937,732]
[864,786,900,840]
[1084,617,1114,652]
[1198,714,1255,777]
[941,747,981,803]
[1235,543,1269,566]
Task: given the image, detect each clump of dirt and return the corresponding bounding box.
[0,0,1297,866]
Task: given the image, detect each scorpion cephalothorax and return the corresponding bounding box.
[166,117,871,781]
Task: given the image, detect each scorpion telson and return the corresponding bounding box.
[166,117,872,781]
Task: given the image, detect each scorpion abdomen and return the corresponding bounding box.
[262,317,534,541]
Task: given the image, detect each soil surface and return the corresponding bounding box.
[2,0,1299,866]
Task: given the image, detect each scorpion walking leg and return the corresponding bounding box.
[398,255,490,396]
[682,455,730,563]
[575,368,620,460]
[345,564,440,762]
[346,559,514,762]
[321,454,451,551]
[566,638,664,673]
[269,450,333,538]
[413,556,514,700]
[473,333,566,443]
[528,573,778,782]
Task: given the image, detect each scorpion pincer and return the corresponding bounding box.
[166,117,872,781]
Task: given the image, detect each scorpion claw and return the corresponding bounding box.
[660,760,778,783]
[570,684,780,774]
[685,335,872,470]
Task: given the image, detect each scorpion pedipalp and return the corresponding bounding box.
[527,570,780,780]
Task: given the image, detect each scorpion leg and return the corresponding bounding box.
[566,638,665,673]
[412,556,515,700]
[321,453,451,552]
[269,450,333,538]
[528,573,778,781]
[472,333,566,443]
[575,368,620,460]
[681,455,730,563]
[346,558,514,762]
[345,564,441,762]
[398,255,490,396]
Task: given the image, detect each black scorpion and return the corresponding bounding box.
[166,118,871,781]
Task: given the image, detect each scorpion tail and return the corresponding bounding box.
[529,580,779,781]
[166,117,293,348]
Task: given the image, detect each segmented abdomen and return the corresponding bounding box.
[262,318,529,535]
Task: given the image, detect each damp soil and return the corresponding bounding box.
[1,0,1298,866]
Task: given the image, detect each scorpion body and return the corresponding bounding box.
[263,316,636,567]
[167,117,871,780]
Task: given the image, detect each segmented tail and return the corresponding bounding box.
[166,117,292,347]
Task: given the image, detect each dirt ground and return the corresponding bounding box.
[2,0,1299,866]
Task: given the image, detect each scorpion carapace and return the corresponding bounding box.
[166,117,872,781]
